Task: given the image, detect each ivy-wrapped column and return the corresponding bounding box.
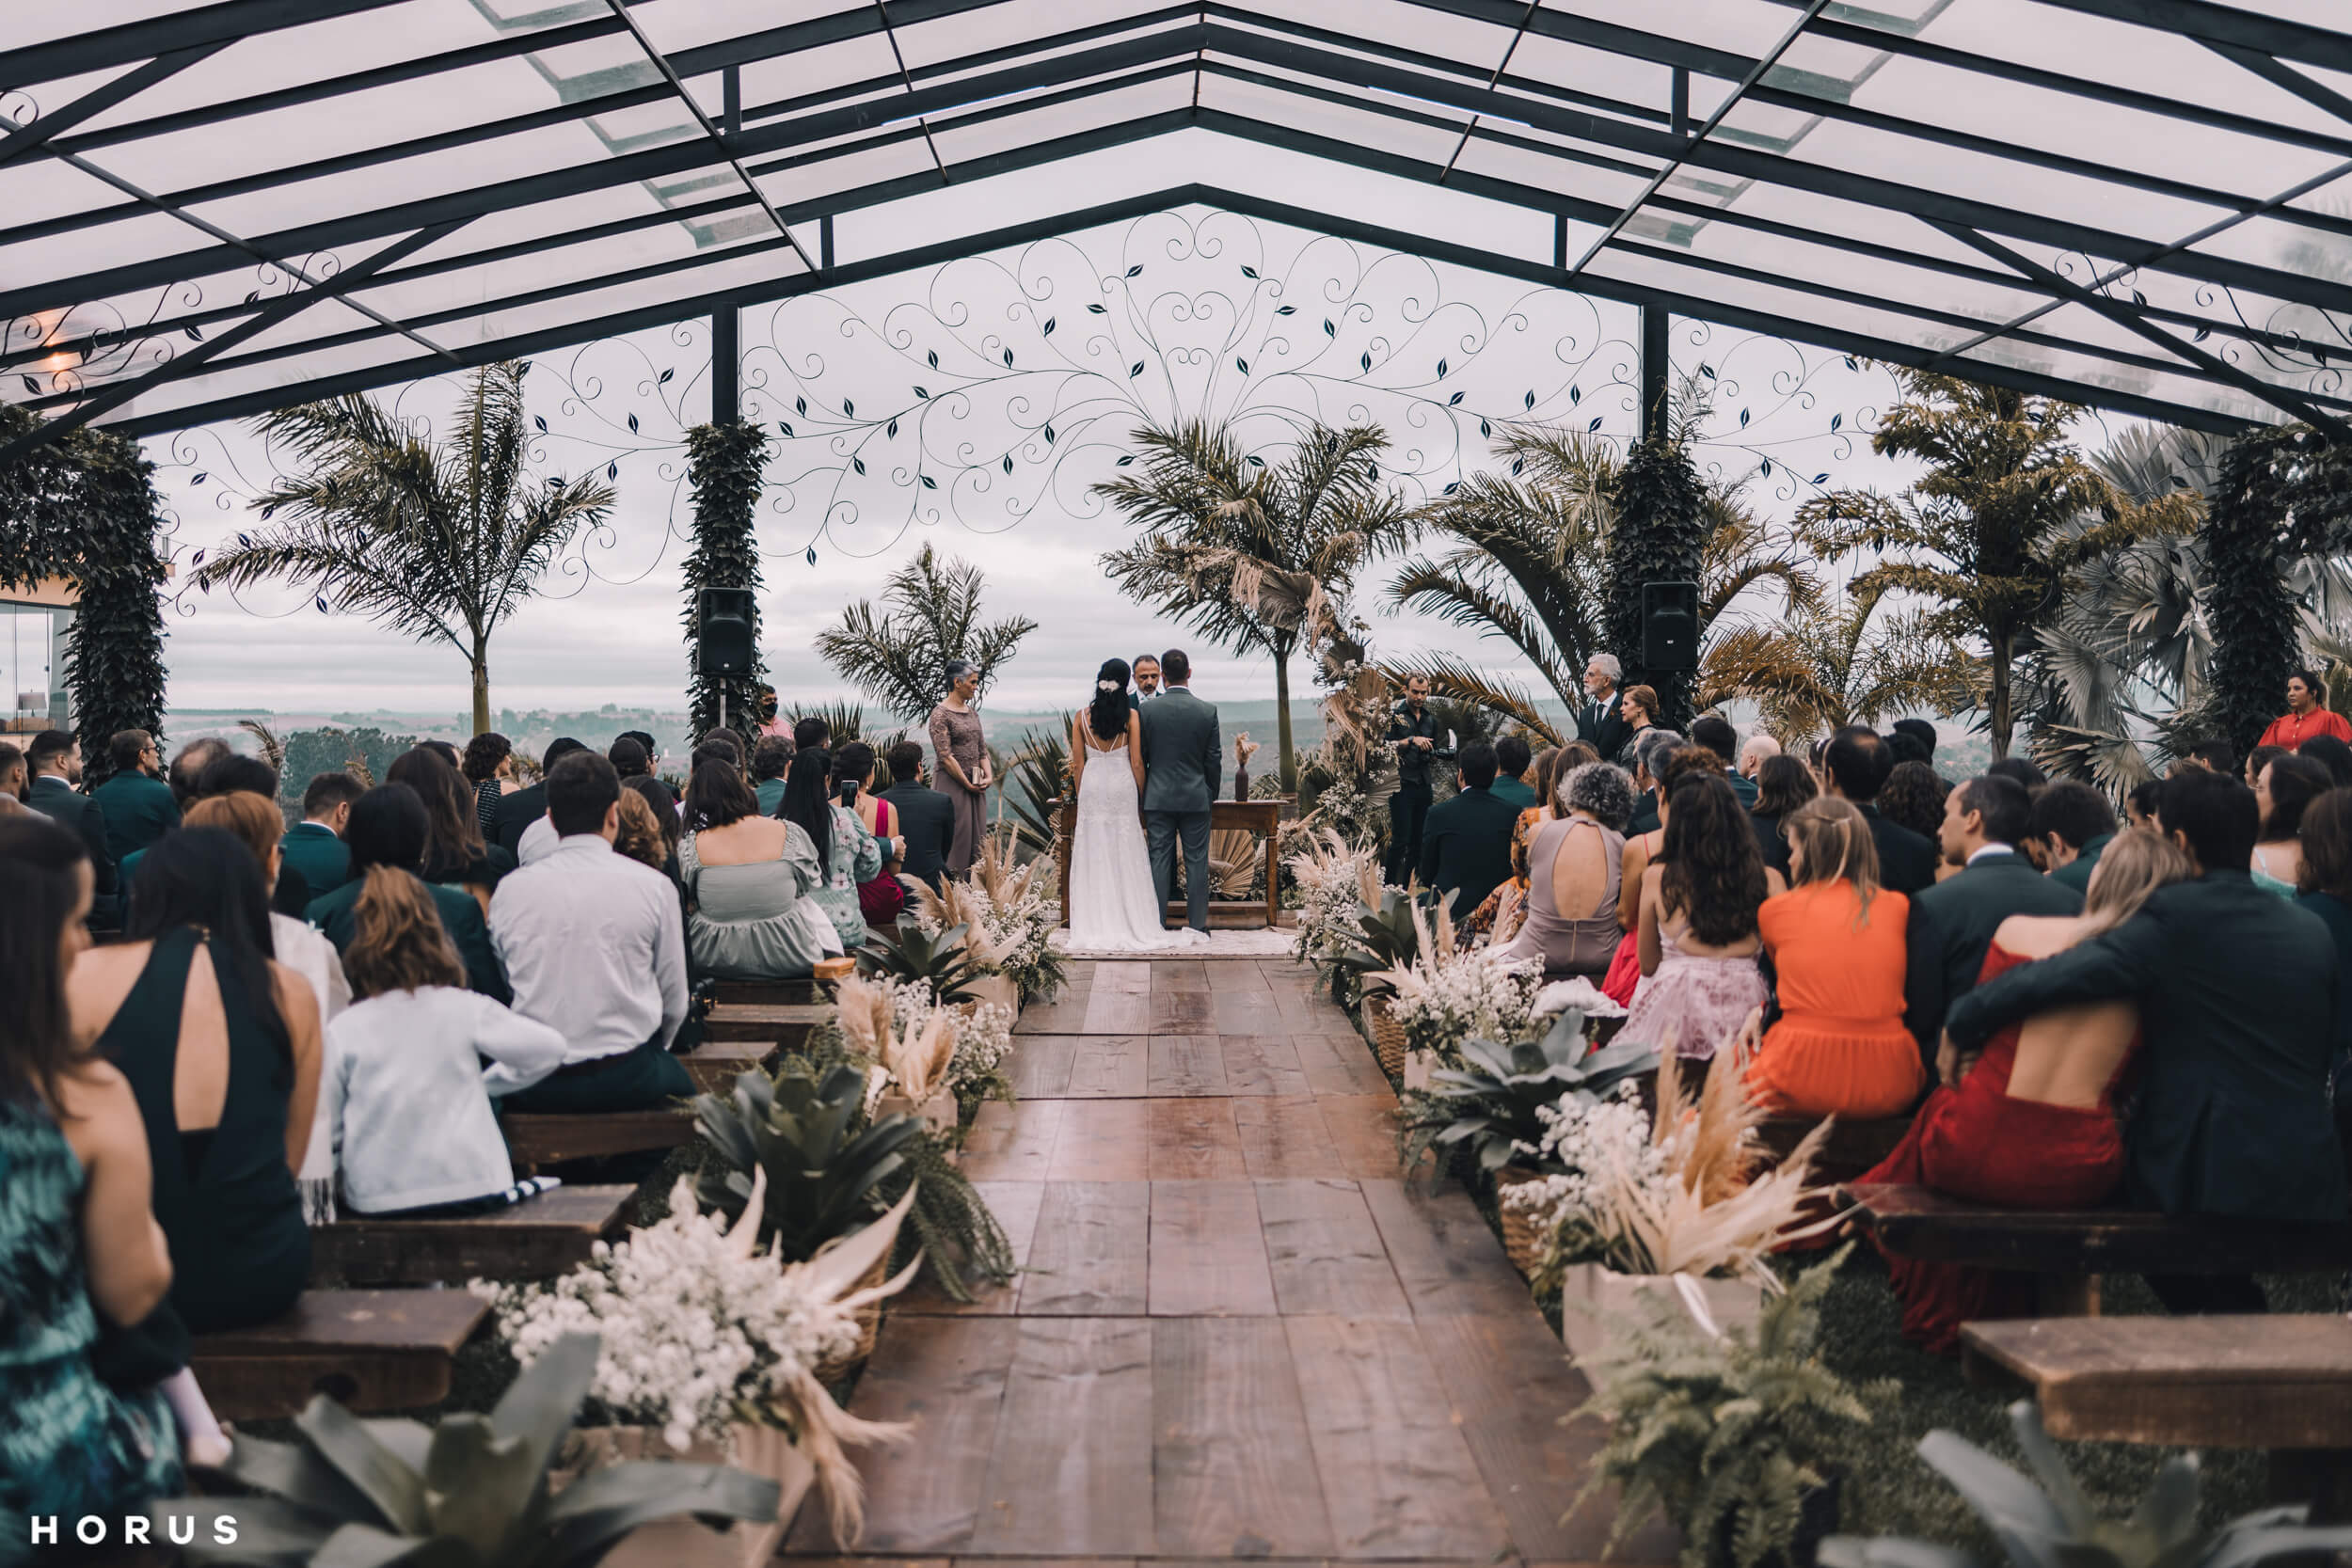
[680,420,771,738]
[1601,425,1707,732]
[2206,427,2352,760]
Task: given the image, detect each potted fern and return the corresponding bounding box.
[1821,1400,2352,1568]
[1572,1248,1892,1568]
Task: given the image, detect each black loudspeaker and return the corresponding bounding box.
[696,587,756,676]
[1640,580,1700,672]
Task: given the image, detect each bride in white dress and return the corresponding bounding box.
[1066,658,1203,950]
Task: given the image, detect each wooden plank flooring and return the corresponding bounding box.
[789,956,1669,1566]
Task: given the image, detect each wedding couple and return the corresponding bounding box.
[1065,649,1220,950]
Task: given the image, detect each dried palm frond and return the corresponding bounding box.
[237,718,287,777]
[880,1009,955,1102]
[1208,827,1260,896]
[968,832,1048,909]
[832,974,898,1058]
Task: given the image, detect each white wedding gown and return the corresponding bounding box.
[1067,735,1206,950]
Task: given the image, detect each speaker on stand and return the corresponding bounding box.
[696,587,756,732]
[1640,580,1700,673]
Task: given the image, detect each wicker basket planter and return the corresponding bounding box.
[1555,1265,1764,1370]
[1363,990,1407,1077]
[813,1249,891,1385]
[559,1421,814,1568]
[1489,1164,1550,1277]
[876,1086,957,1134]
[964,973,1020,1017]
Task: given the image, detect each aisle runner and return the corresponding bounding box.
[1052,927,1298,958]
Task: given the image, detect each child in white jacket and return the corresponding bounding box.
[321,867,568,1215]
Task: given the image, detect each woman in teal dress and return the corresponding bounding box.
[776,748,884,950]
[2253,752,2328,898]
[0,816,182,1540]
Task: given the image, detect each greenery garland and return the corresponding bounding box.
[2204,427,2352,759]
[0,408,169,785]
[1603,426,1708,730]
[681,420,771,737]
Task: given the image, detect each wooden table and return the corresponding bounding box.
[1057,797,1284,929]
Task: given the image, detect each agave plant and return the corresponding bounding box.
[1334,889,1428,993]
[1399,1012,1657,1174]
[693,1062,922,1262]
[167,1333,776,1566]
[1820,1400,2352,1568]
[855,920,982,1004]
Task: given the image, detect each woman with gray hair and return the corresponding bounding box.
[1490,761,1635,978]
[926,659,990,876]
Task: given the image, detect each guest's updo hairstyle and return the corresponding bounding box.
[1781,795,1882,918]
[2078,828,2193,937]
[682,740,759,832]
[1088,658,1132,744]
[1560,761,1636,832]
[944,658,976,694]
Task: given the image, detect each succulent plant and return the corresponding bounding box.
[693,1061,921,1262]
[1399,1008,1658,1173]
[1335,889,1425,990]
[164,1333,777,1566]
[856,920,983,1003]
[1820,1401,2352,1568]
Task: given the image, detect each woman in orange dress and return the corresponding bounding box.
[1749,795,1924,1118]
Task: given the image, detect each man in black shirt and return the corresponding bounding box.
[1419,739,1519,918]
[880,739,956,890]
[1820,725,1938,894]
[1383,673,1452,886]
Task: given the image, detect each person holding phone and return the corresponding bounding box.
[833,743,907,926]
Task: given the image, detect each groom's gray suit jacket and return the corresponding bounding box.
[1138,687,1220,811]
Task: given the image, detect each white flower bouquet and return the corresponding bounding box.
[1284,827,1388,972]
[885,974,1016,1104]
[1378,945,1544,1065]
[477,1171,918,1542]
[910,838,1065,1005]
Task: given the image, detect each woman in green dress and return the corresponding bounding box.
[777,748,883,951]
[0,816,183,1536]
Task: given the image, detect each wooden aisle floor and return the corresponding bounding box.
[786,956,1674,1568]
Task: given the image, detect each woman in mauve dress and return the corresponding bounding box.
[927,658,991,877]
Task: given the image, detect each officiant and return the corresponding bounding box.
[1383,673,1453,886]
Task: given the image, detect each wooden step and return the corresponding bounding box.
[681,1037,773,1093]
[1756,1114,1911,1171]
[709,978,818,1006]
[504,1108,696,1174]
[309,1184,633,1286]
[191,1289,488,1420]
[705,1001,831,1046]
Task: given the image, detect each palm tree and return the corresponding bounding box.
[1095,420,1409,792]
[1793,369,2198,758]
[815,544,1038,723]
[1699,581,1978,740]
[192,361,612,734]
[1388,424,1814,736]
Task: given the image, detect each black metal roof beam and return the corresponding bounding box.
[85,182,2266,445]
[2021,0,2352,76]
[2203,40,2352,129]
[0,42,230,166]
[1438,0,1541,181]
[1,219,463,463]
[1935,220,2348,436]
[870,0,949,179]
[0,0,413,92]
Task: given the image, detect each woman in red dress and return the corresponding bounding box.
[2257,668,2352,752]
[1859,827,2194,1354]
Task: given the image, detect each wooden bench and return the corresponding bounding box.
[309,1185,633,1285]
[1756,1116,1911,1172]
[191,1290,488,1420]
[709,978,819,1006]
[1961,1315,2352,1519]
[1839,1182,2352,1314]
[680,1037,772,1093]
[505,1109,696,1174]
[704,1002,831,1047]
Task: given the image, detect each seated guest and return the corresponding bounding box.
[1739,731,1781,784]
[880,738,955,890]
[1904,775,2082,1059]
[282,770,362,894]
[490,752,692,1113]
[2301,734,2352,789]
[463,732,519,836]
[321,868,566,1216]
[185,789,354,1223]
[621,774,683,873]
[496,736,587,857]
[0,816,187,1513]
[1623,725,1682,837]
[2253,751,2329,898]
[1866,829,2193,1354]
[2029,780,2119,893]
[93,728,180,864]
[1610,742,1717,1003]
[781,746,884,951]
[1886,729,1931,769]
[2296,787,2352,1151]
[1891,717,1940,771]
[0,739,24,801]
[794,714,831,752]
[1877,760,1949,846]
[1750,796,1924,1118]
[24,728,119,928]
[1986,754,2047,791]
[2178,736,2236,776]
[1461,744,1568,937]
[1418,738,1520,918]
[387,745,516,911]
[2258,668,2352,753]
[1946,768,2349,1312]
[753,733,794,816]
[836,741,909,927]
[2125,776,2163,831]
[1489,734,1538,811]
[1749,752,1816,876]
[1692,714,1756,807]
[194,751,278,802]
[308,784,509,1002]
[1625,772,1780,1062]
[611,734,676,816]
[72,830,322,1353]
[1820,725,1937,894]
[1492,761,1635,978]
[165,736,230,811]
[613,789,674,876]
[2242,743,2290,796]
[677,745,835,980]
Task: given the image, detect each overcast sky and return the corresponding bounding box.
[87,205,2016,725]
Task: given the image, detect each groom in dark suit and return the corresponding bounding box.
[1138,648,1220,934]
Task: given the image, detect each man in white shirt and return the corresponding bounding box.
[490,752,692,1114]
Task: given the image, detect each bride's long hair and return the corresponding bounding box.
[1087,658,1132,743]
